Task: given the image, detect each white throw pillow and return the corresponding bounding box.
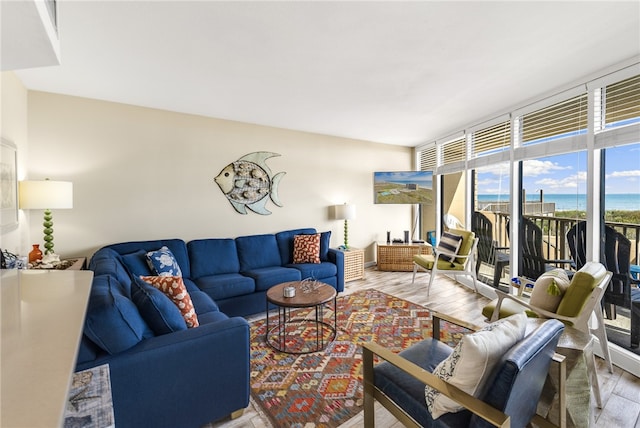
[424,312,527,419]
[437,232,463,263]
[529,269,571,313]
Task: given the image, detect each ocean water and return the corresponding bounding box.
[477,194,640,211]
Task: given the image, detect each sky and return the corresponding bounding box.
[476,142,640,196]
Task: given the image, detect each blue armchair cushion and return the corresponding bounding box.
[425,313,527,418]
[374,339,471,427]
[84,275,153,354]
[131,275,187,335]
[146,246,183,277]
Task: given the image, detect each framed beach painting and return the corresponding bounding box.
[1,138,18,231]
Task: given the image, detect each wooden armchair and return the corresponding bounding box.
[568,221,640,347]
[472,211,510,289]
[412,228,479,296]
[363,312,566,428]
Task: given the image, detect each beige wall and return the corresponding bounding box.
[0,72,30,255]
[23,91,414,261]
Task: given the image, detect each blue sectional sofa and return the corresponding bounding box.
[76,228,344,428]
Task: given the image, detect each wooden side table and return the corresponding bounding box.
[342,248,365,282]
[376,243,431,271]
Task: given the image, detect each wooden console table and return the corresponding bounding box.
[1,269,93,427]
[376,243,431,271]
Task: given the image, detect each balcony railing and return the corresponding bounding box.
[489,213,640,267]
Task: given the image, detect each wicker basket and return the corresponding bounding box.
[377,244,431,272]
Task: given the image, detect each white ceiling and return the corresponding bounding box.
[13,1,640,146]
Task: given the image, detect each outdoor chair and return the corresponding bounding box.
[482,261,614,409]
[472,211,510,289]
[363,312,566,428]
[509,217,573,281]
[568,221,640,348]
[412,228,479,296]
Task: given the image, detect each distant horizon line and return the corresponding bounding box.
[478,192,639,195]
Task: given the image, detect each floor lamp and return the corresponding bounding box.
[19,179,73,255]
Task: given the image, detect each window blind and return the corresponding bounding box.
[442,137,466,165]
[605,74,640,127]
[521,93,588,144]
[419,145,437,171]
[473,120,511,157]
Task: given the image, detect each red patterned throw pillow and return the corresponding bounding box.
[140,276,199,328]
[293,233,321,264]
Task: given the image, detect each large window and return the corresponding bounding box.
[416,67,640,366]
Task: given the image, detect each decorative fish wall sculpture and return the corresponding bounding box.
[214,151,286,215]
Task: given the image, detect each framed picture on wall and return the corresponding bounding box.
[1,138,18,231]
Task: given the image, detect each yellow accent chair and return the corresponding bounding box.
[412,228,479,296]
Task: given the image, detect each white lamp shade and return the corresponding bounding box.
[334,204,356,220]
[19,181,73,209]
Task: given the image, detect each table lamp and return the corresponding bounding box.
[19,179,73,255]
[333,203,356,249]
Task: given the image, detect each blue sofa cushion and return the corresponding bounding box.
[276,229,332,264]
[194,273,256,300]
[198,310,230,324]
[90,250,133,288]
[76,335,100,364]
[106,239,191,277]
[182,278,221,315]
[84,275,153,354]
[236,234,282,270]
[188,238,241,277]
[319,231,331,261]
[286,261,337,281]
[146,246,183,277]
[242,266,301,291]
[121,249,154,277]
[275,228,317,264]
[131,275,187,335]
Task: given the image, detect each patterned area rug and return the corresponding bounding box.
[249,288,468,427]
[63,364,114,428]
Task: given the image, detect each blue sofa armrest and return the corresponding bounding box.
[328,248,345,292]
[78,317,250,428]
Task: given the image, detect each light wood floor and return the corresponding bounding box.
[206,267,640,428]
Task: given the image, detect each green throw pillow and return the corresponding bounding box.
[555,262,606,318]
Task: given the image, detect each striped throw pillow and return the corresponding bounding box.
[437,232,463,263]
